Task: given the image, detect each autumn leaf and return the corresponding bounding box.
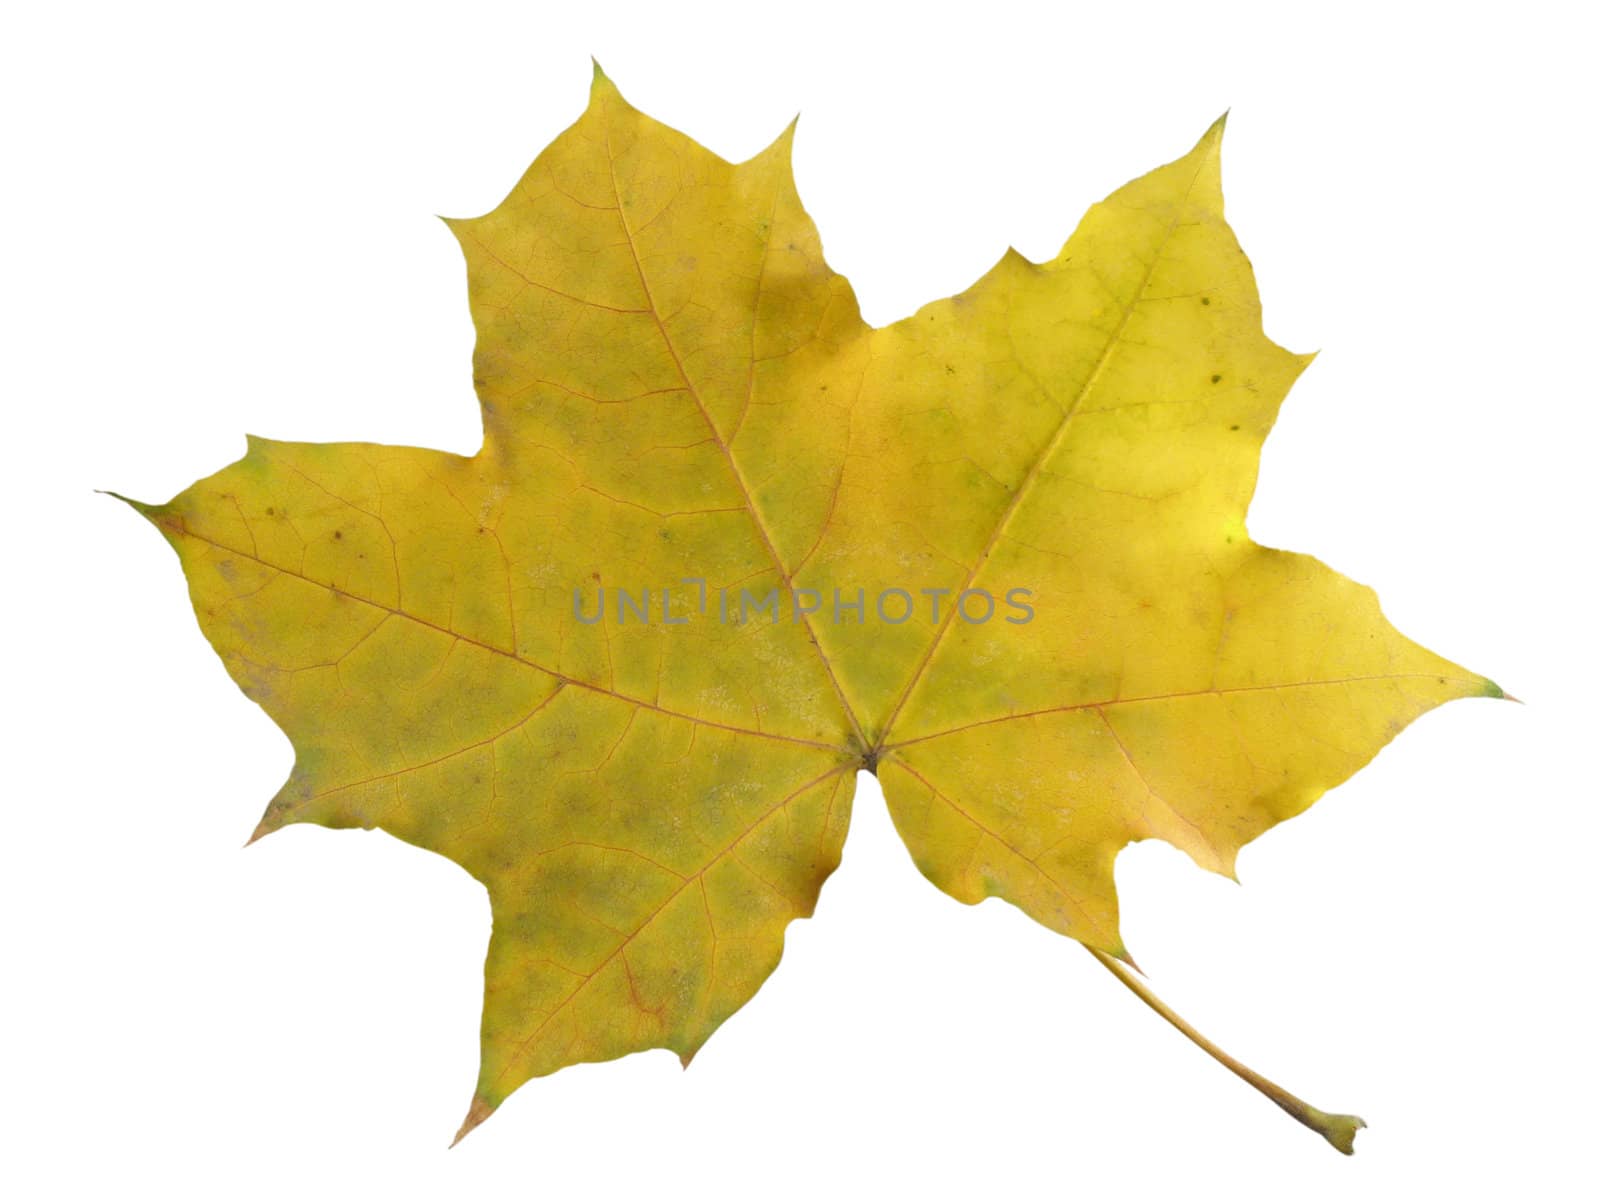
[119,64,1503,1152]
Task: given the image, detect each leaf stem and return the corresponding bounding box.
[1086,946,1365,1155]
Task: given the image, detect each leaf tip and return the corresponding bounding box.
[1482,679,1520,703]
[1106,942,1142,975]
[588,57,623,105]
[775,112,801,157]
[98,489,159,521]
[450,1095,496,1147]
[1202,109,1230,147]
[999,244,1037,271]
[1173,112,1229,210]
[247,802,289,846]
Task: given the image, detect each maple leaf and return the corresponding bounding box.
[119,65,1504,1152]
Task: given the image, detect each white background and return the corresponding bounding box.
[4,1,1595,1197]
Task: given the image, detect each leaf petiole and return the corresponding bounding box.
[1086,947,1365,1155]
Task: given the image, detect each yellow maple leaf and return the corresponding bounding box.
[120,66,1504,1151]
